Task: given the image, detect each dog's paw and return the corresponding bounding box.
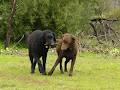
[42,72,47,75]
[69,73,72,76]
[61,71,64,74]
[64,70,68,72]
[48,72,52,76]
[31,71,35,74]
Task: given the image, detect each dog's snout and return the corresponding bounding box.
[50,42,56,48]
[51,42,55,46]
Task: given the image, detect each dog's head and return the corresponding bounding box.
[43,30,56,48]
[61,33,76,50]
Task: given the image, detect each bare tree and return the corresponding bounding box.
[90,18,120,46]
[4,0,16,49]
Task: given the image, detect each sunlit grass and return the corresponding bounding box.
[0,52,120,90]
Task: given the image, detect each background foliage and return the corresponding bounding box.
[0,0,120,51]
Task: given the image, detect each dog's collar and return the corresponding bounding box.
[45,46,49,48]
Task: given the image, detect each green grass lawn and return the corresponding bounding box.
[0,52,120,90]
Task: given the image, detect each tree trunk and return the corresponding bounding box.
[4,0,16,49]
[89,22,103,44]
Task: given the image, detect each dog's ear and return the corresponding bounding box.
[61,34,64,38]
[53,32,56,42]
[72,35,76,43]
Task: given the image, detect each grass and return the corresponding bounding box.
[0,51,120,90]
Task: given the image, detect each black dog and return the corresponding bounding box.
[27,30,56,75]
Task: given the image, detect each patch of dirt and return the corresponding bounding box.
[17,75,50,86]
[0,72,50,86]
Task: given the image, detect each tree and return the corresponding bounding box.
[4,0,16,49]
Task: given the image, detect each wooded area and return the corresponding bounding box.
[1,1,120,89]
[0,0,120,52]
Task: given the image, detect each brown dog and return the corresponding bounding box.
[48,33,78,76]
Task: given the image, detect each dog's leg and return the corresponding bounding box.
[31,56,38,74]
[32,56,44,75]
[29,54,34,74]
[64,59,69,72]
[69,57,76,76]
[42,54,47,75]
[38,58,42,73]
[37,57,45,75]
[48,57,62,75]
[60,60,64,74]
